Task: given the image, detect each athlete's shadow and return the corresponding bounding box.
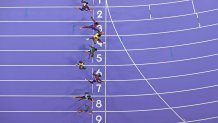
[67,43,90,63]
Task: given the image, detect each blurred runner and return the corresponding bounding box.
[76,61,86,70]
[88,45,97,59]
[86,30,105,44]
[77,104,92,115]
[78,0,92,12]
[80,17,100,31]
[75,92,94,102]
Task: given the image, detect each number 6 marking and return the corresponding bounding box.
[96,69,102,76]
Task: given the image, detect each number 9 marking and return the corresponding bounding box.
[96,115,102,123]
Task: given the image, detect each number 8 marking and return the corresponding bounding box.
[96,100,102,108]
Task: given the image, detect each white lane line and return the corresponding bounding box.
[0,38,217,52]
[0,22,217,38]
[0,0,191,9]
[0,100,217,113]
[0,53,216,67]
[147,68,218,81]
[102,100,218,113]
[0,111,78,113]
[106,2,186,122]
[0,34,91,37]
[0,68,216,82]
[115,23,218,37]
[180,116,218,123]
[1,8,217,23]
[105,0,108,122]
[191,0,201,27]
[0,83,218,98]
[148,5,152,19]
[91,1,94,123]
[148,0,190,6]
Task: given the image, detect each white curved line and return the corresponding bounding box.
[106,1,185,122]
[0,38,217,52]
[148,0,190,6]
[0,53,217,67]
[105,84,218,97]
[149,8,218,21]
[1,84,218,98]
[107,0,191,8]
[1,8,217,23]
[198,8,218,14]
[0,0,190,9]
[115,23,218,37]
[182,116,218,123]
[174,100,218,109]
[147,68,218,80]
[101,100,218,113]
[157,84,218,95]
[0,68,216,82]
[0,100,217,113]
[125,38,218,51]
[0,23,217,38]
